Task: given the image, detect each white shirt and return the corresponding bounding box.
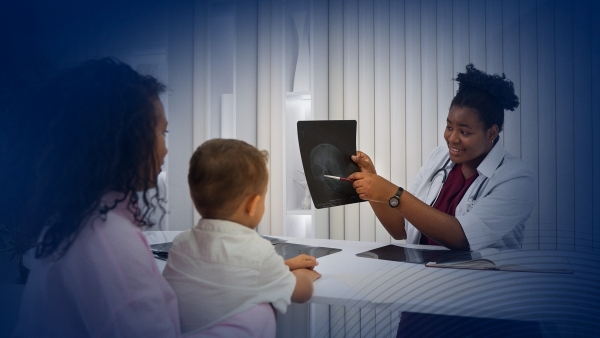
[13,193,181,338]
[163,219,296,335]
[405,140,536,251]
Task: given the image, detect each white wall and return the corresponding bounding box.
[187,0,600,254]
[28,0,600,252]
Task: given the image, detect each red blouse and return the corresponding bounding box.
[419,163,478,246]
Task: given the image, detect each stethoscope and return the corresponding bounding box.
[427,156,504,210]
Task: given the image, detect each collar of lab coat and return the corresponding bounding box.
[475,138,506,179]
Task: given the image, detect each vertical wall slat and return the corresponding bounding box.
[360,307,376,338]
[343,0,362,333]
[311,0,330,241]
[573,0,593,253]
[593,1,600,253]
[519,0,539,249]
[192,0,208,226]
[436,0,453,147]
[257,0,272,235]
[421,0,437,163]
[502,0,521,158]
[358,0,376,243]
[469,0,486,69]
[536,0,556,250]
[235,0,258,146]
[330,305,345,338]
[485,0,503,74]
[344,0,360,241]
[167,0,195,231]
[345,307,361,337]
[374,0,392,244]
[329,0,345,241]
[375,308,392,338]
[555,0,575,251]
[389,0,407,244]
[269,0,284,236]
[405,0,422,187]
[453,0,469,93]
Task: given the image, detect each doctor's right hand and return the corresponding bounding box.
[351,151,377,174]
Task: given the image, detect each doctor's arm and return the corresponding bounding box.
[349,153,469,250]
[350,152,406,239]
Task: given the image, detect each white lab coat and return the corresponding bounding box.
[405,140,536,251]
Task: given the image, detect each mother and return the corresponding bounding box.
[12,58,180,336]
[349,64,536,251]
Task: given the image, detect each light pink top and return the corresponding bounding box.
[187,303,276,338]
[13,193,181,338]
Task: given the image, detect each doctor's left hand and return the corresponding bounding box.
[347,172,398,203]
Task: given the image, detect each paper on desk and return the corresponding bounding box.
[426,250,573,274]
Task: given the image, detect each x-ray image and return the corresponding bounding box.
[297,120,364,209]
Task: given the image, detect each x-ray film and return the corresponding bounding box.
[297,120,364,209]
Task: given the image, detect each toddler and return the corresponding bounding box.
[163,139,320,337]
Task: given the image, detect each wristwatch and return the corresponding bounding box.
[388,187,404,208]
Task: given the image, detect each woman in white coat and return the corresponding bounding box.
[348,64,536,251]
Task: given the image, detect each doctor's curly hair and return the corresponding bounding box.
[10,58,166,259]
[451,64,519,131]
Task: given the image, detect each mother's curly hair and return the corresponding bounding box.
[14,58,166,259]
[451,64,519,131]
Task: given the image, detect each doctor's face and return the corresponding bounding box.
[444,106,497,170]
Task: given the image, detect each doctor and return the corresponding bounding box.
[349,64,536,251]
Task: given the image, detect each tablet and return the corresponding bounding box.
[356,244,480,264]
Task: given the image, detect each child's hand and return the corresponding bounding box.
[285,254,318,271]
[294,268,322,281]
[291,268,322,303]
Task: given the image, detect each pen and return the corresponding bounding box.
[324,175,355,182]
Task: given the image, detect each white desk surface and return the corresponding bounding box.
[145,231,600,327]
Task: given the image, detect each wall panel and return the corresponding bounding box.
[389,0,407,246]
[555,0,575,251]
[453,0,469,93]
[405,0,422,187]
[436,0,453,147]
[256,0,272,235]
[421,0,438,162]
[469,0,486,70]
[329,0,345,241]
[343,0,360,242]
[536,0,556,250]
[374,0,392,243]
[593,1,600,253]
[485,0,503,75]
[502,0,521,158]
[270,0,284,236]
[389,0,407,214]
[573,0,593,253]
[311,0,331,240]
[358,0,376,243]
[519,0,539,249]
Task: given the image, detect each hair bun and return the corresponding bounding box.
[455,64,519,111]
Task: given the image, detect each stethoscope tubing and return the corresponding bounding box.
[427,156,504,208]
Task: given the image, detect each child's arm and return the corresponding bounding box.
[285,254,318,271]
[290,268,321,303]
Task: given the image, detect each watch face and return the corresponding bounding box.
[389,196,399,207]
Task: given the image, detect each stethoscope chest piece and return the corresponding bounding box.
[466,197,475,211]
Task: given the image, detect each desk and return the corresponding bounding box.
[145,231,600,337]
